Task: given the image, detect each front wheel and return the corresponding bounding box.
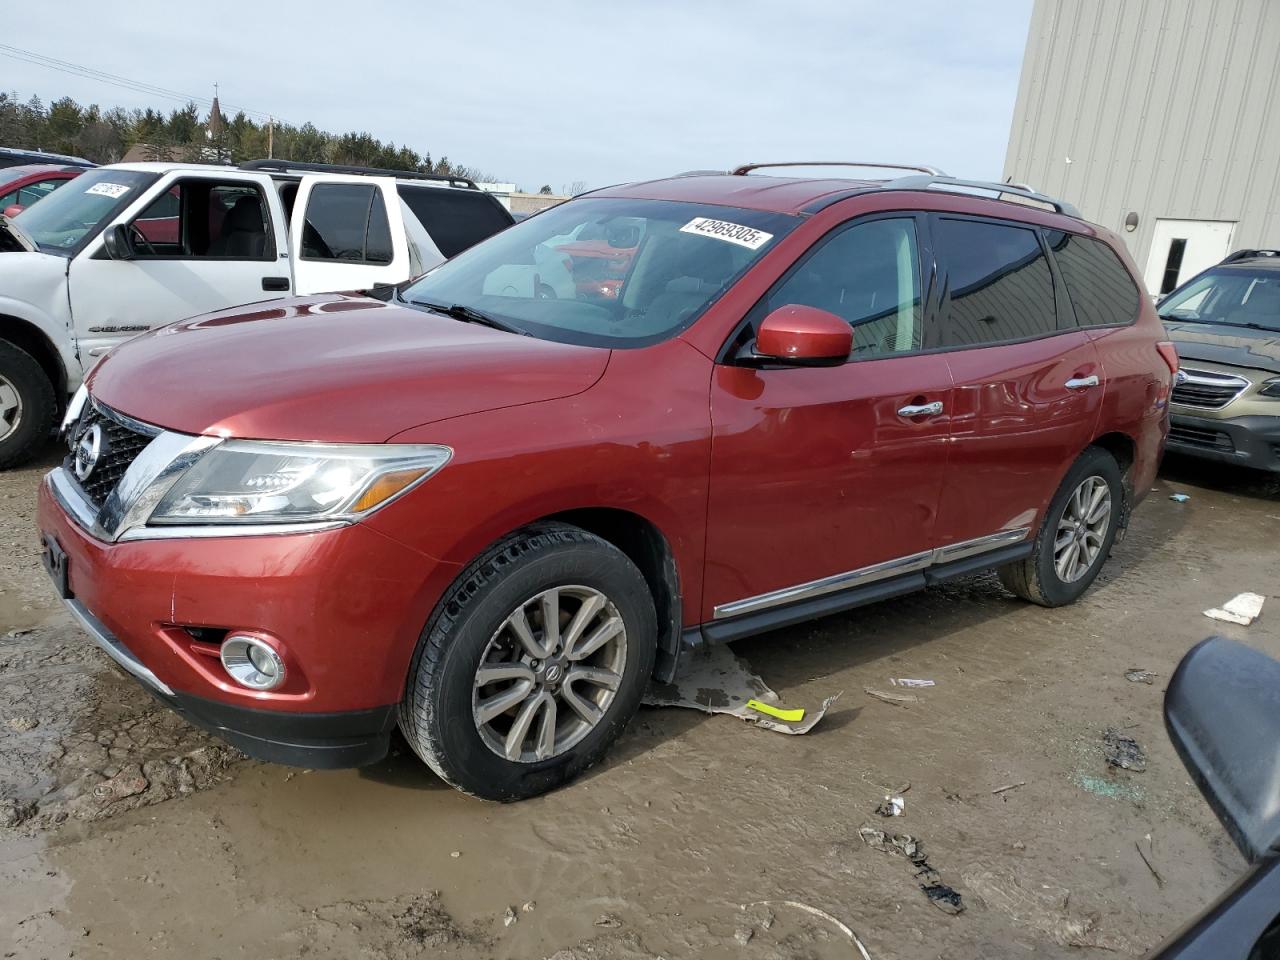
[999,447,1124,607]
[0,341,57,470]
[399,523,656,800]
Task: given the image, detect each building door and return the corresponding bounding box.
[1144,219,1235,296]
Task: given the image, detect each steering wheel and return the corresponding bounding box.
[128,224,157,257]
[534,280,558,300]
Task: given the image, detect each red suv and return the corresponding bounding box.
[38,162,1175,800]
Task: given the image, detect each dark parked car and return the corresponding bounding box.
[0,146,95,170]
[1159,249,1280,471]
[39,161,1174,800]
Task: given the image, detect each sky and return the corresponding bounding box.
[7,0,1033,192]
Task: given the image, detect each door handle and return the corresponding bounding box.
[262,277,290,291]
[1065,375,1100,390]
[897,401,944,417]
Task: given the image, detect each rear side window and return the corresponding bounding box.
[1045,231,1140,327]
[301,183,393,264]
[936,218,1057,345]
[398,185,513,258]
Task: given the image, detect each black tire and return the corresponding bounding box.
[998,447,1124,607]
[0,340,57,470]
[399,522,656,800]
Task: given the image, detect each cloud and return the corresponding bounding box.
[8,0,1031,190]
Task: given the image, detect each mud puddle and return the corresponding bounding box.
[2,452,1277,958]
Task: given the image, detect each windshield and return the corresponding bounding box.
[13,168,157,255]
[1159,268,1280,333]
[400,197,799,347]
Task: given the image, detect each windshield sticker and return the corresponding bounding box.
[85,182,132,200]
[679,217,773,250]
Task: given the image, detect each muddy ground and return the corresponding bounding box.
[1,440,1277,960]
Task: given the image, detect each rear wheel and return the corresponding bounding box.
[0,341,56,470]
[399,523,656,800]
[998,447,1123,607]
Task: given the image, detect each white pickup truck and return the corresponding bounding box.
[0,159,514,466]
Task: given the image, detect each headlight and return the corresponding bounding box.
[148,441,451,525]
[1260,378,1280,399]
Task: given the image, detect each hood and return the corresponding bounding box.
[0,216,36,253]
[1164,321,1280,377]
[88,295,611,442]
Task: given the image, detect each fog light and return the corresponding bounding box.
[220,635,286,690]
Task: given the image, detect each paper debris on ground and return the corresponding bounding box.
[644,644,840,735]
[874,795,905,817]
[890,678,936,688]
[1204,592,1265,626]
[864,687,919,705]
[1124,669,1156,684]
[963,868,1133,951]
[1169,493,1190,502]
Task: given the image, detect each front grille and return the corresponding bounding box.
[1171,368,1249,409]
[1168,423,1235,453]
[65,402,157,507]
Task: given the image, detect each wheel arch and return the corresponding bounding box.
[0,312,68,403]
[1090,431,1137,527]
[541,507,683,683]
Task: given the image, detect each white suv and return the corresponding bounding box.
[0,159,514,467]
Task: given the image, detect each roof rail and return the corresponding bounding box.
[881,174,1081,218]
[732,161,947,178]
[239,159,477,189]
[1222,248,1280,263]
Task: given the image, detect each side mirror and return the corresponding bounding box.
[752,305,852,366]
[2,204,22,218]
[1165,636,1280,863]
[101,224,134,261]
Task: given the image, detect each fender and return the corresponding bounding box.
[0,251,82,392]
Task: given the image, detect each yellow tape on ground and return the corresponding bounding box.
[746,700,805,723]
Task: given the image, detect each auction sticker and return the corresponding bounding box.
[85,182,131,199]
[679,217,773,250]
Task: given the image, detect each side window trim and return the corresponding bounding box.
[716,210,938,365]
[930,211,1070,351]
[1036,226,1079,331]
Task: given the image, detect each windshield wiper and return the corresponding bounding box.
[407,299,527,336]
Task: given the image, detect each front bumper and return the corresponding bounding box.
[1167,411,1280,472]
[38,471,460,767]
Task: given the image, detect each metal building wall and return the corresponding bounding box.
[1004,0,1280,271]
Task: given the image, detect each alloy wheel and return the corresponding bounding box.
[472,585,627,763]
[0,375,22,442]
[1054,476,1112,583]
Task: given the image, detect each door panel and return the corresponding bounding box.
[704,357,954,619]
[68,173,290,362]
[289,175,408,294]
[929,215,1105,548]
[937,331,1102,546]
[702,214,952,620]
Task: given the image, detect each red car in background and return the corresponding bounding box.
[0,164,84,217]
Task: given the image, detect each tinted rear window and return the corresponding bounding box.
[936,218,1058,345]
[1046,231,1140,327]
[398,185,513,258]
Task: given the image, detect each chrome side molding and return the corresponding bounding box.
[712,527,1031,620]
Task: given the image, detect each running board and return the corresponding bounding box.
[688,535,1033,649]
